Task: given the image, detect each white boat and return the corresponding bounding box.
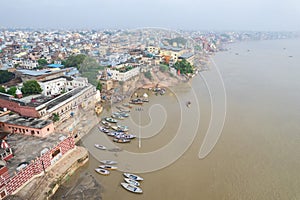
[113,138,131,143]
[94,144,106,150]
[101,120,111,127]
[111,125,119,131]
[123,173,144,181]
[105,117,118,123]
[99,165,118,170]
[95,168,110,175]
[117,125,129,132]
[107,132,117,137]
[98,126,110,133]
[100,160,118,165]
[114,134,136,139]
[124,178,140,187]
[120,182,143,194]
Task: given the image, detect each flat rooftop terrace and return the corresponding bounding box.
[1,115,52,129]
[1,132,69,177]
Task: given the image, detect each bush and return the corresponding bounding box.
[159,64,169,72]
[144,71,153,80]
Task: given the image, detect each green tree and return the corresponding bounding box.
[0,86,5,93]
[7,86,17,97]
[159,64,169,72]
[21,80,42,95]
[63,54,87,69]
[52,113,60,122]
[96,81,102,91]
[0,70,15,84]
[38,58,48,66]
[173,59,194,75]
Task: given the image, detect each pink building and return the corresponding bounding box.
[0,116,54,137]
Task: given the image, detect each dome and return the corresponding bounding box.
[15,88,22,95]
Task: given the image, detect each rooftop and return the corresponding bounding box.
[178,52,194,59]
[17,69,53,76]
[43,85,90,111]
[0,115,52,129]
[0,131,68,177]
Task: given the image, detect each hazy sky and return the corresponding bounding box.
[1,0,300,31]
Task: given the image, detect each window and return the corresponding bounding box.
[52,148,61,158]
[47,128,49,131]
[37,131,39,134]
[0,190,7,198]
[31,130,34,135]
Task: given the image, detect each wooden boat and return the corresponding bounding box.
[111,125,119,131]
[113,138,131,143]
[95,168,110,175]
[105,117,117,123]
[129,99,143,105]
[123,173,144,181]
[99,165,118,170]
[94,144,106,150]
[100,160,118,165]
[124,178,140,187]
[101,120,111,127]
[98,126,110,133]
[120,183,143,194]
[117,125,129,132]
[107,132,117,137]
[116,112,130,117]
[111,114,124,120]
[122,103,132,108]
[114,133,136,139]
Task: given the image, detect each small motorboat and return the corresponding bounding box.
[123,173,144,181]
[94,144,107,150]
[113,138,131,143]
[99,165,118,170]
[95,168,110,175]
[98,126,110,133]
[120,183,143,194]
[124,178,140,187]
[100,160,118,165]
[105,117,118,123]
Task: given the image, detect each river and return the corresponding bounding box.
[53,38,300,200]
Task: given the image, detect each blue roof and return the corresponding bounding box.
[47,64,64,68]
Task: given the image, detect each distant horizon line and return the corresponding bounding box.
[0,26,299,33]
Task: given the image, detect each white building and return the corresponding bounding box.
[39,77,67,96]
[108,65,140,82]
[39,76,89,96]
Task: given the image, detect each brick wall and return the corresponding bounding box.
[2,137,75,196]
[0,98,39,118]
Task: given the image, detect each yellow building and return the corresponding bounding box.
[160,46,186,65]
